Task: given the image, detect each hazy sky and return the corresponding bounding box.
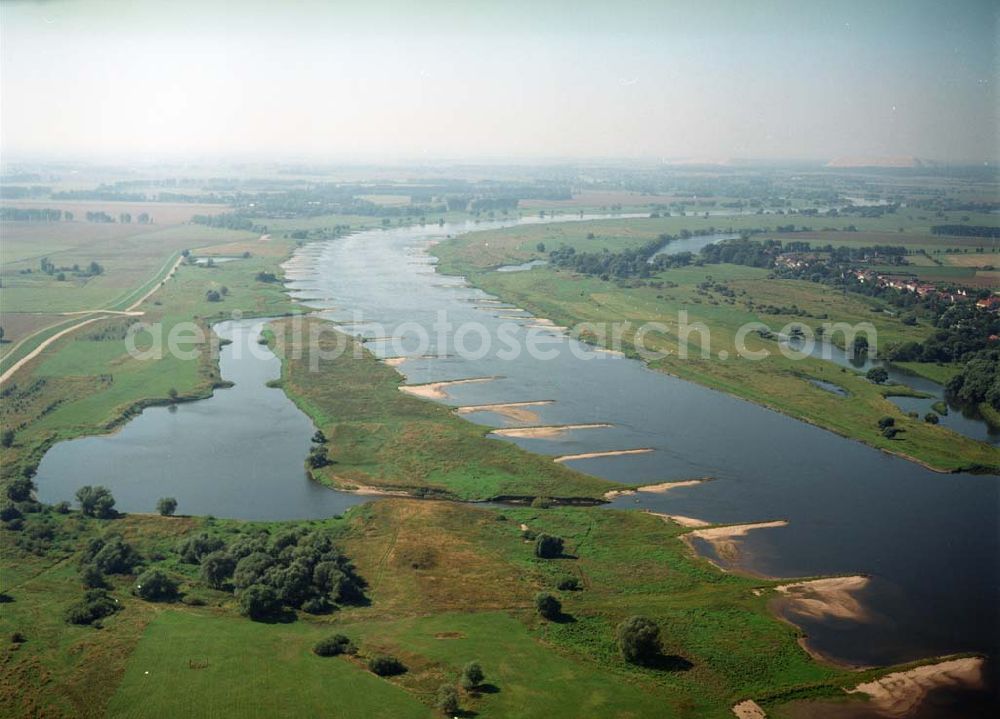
[1,0,997,162]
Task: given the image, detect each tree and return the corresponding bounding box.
[436,685,460,715]
[168,387,179,402]
[461,661,485,690]
[534,533,564,559]
[176,533,225,564]
[877,416,895,429]
[233,552,274,589]
[866,367,889,384]
[311,429,327,444]
[133,569,179,601]
[238,583,281,620]
[536,242,546,253]
[534,592,561,620]
[75,485,116,518]
[156,497,177,516]
[65,589,119,625]
[617,616,662,666]
[80,564,107,589]
[6,476,35,502]
[882,426,902,439]
[1,429,14,448]
[313,633,355,656]
[200,551,236,589]
[307,445,330,469]
[924,413,939,424]
[557,576,581,591]
[85,536,141,574]
[205,289,222,302]
[368,655,406,676]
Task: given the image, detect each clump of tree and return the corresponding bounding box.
[75,485,117,518]
[866,367,889,384]
[436,684,460,715]
[313,633,356,657]
[133,569,179,602]
[80,535,142,576]
[65,589,120,625]
[947,349,1000,411]
[617,615,663,666]
[460,661,485,691]
[176,527,366,621]
[156,497,177,516]
[534,592,561,620]
[534,534,564,559]
[368,654,406,676]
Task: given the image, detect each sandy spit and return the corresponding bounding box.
[381,357,408,367]
[683,520,789,565]
[647,512,711,528]
[731,699,767,719]
[603,478,706,500]
[490,423,612,439]
[847,657,985,718]
[454,400,554,423]
[398,376,500,400]
[773,575,871,622]
[554,448,653,463]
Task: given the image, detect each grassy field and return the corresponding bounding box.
[2,499,869,718]
[433,220,1000,473]
[271,316,618,501]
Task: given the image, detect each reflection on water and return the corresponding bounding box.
[35,319,368,521]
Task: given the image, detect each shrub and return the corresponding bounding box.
[460,661,484,690]
[436,684,459,714]
[617,616,662,666]
[176,533,225,564]
[924,413,939,424]
[0,430,14,448]
[534,534,564,559]
[65,589,119,625]
[877,416,895,429]
[199,551,236,589]
[313,634,355,657]
[530,496,552,509]
[156,497,178,516]
[0,502,23,523]
[883,426,902,439]
[368,655,406,676]
[556,576,581,591]
[301,595,332,614]
[75,485,116,518]
[80,564,107,589]
[6,477,35,502]
[237,583,281,620]
[84,536,141,575]
[133,569,179,602]
[866,367,889,384]
[53,501,70,514]
[534,592,561,620]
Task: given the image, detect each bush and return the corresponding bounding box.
[368,655,406,676]
[460,661,484,690]
[0,430,14,448]
[534,534,564,559]
[65,589,119,625]
[530,496,552,509]
[75,485,116,518]
[199,551,236,589]
[0,502,23,523]
[877,416,896,429]
[80,564,107,589]
[156,497,177,516]
[84,536,141,575]
[133,569,179,601]
[313,633,355,657]
[556,576,581,591]
[924,413,940,424]
[176,533,225,564]
[301,595,332,614]
[882,426,902,439]
[53,501,70,514]
[6,477,35,502]
[866,367,889,384]
[534,592,561,620]
[436,684,459,714]
[617,616,662,666]
[238,583,281,620]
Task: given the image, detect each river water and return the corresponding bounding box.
[32,215,999,676]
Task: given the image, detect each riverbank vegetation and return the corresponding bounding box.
[433,219,1000,472]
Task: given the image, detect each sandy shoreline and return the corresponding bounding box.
[490,423,612,439]
[554,448,653,463]
[603,478,706,500]
[381,357,408,367]
[683,520,789,565]
[454,400,554,423]
[730,699,766,719]
[773,575,871,622]
[399,376,500,400]
[848,657,986,717]
[648,512,711,528]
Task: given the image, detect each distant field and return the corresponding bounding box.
[356,193,412,206]
[0,199,227,225]
[519,190,702,209]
